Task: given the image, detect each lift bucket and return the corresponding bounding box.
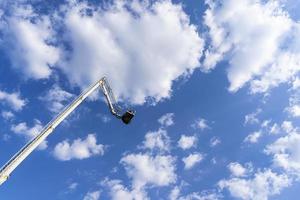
[121,110,135,124]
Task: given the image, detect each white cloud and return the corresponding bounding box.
[265,131,300,176]
[68,182,78,191]
[244,131,262,144]
[169,186,180,200]
[178,135,197,150]
[1,5,60,79]
[228,162,251,177]
[287,105,300,117]
[104,127,176,199]
[169,186,220,200]
[182,153,204,170]
[83,190,101,200]
[178,192,220,200]
[1,111,14,120]
[281,121,295,133]
[244,109,261,125]
[39,84,74,114]
[261,120,271,128]
[292,77,300,90]
[250,48,300,93]
[158,113,175,127]
[210,137,221,147]
[0,90,26,111]
[193,118,210,130]
[286,91,300,118]
[204,0,300,93]
[121,153,176,189]
[53,134,105,161]
[58,0,203,104]
[11,120,47,150]
[269,123,280,135]
[142,129,170,152]
[219,169,291,200]
[102,179,148,200]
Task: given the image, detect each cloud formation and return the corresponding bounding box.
[204,0,300,93]
[158,113,175,127]
[102,179,148,200]
[57,1,203,104]
[39,84,74,114]
[286,90,300,118]
[193,118,210,130]
[182,152,204,170]
[228,162,252,178]
[121,153,176,189]
[83,191,101,200]
[265,129,300,177]
[142,129,171,152]
[53,134,105,161]
[244,131,262,144]
[210,137,221,147]
[169,186,220,200]
[1,110,14,120]
[178,135,197,150]
[0,90,26,111]
[219,169,290,200]
[0,5,60,79]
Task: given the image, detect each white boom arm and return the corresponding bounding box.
[0,77,135,185]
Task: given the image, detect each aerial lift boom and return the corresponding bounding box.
[0,77,135,185]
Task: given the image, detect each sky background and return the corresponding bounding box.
[0,0,300,200]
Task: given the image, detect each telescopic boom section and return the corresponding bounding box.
[0,77,135,185]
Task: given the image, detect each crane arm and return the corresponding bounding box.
[100,77,121,117]
[0,77,135,185]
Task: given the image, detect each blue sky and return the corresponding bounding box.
[0,0,300,199]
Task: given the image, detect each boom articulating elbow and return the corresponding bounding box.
[99,77,135,124]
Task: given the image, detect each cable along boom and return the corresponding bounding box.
[0,77,135,185]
